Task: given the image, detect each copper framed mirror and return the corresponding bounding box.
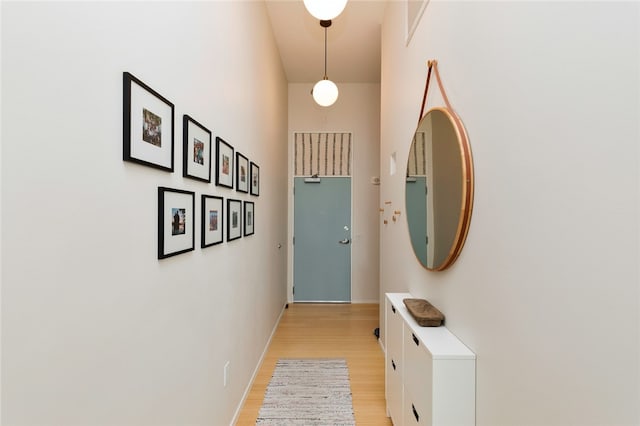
[405,106,473,271]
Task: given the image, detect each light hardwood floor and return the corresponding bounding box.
[235,303,393,425]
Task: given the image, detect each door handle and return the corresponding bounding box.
[338,238,351,245]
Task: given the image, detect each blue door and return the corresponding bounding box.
[406,176,428,264]
[293,177,351,302]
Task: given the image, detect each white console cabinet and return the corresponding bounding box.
[385,293,476,426]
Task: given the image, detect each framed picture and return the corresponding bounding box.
[215,137,234,189]
[123,72,174,171]
[227,198,242,241]
[158,187,195,259]
[236,152,249,193]
[250,162,260,196]
[244,201,255,236]
[183,115,212,182]
[201,194,224,248]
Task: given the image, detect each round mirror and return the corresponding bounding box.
[405,107,474,271]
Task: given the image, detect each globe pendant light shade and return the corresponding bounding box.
[303,0,347,20]
[312,79,339,107]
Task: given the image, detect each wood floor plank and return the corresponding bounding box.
[234,303,392,425]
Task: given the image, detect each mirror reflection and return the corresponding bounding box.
[405,107,473,271]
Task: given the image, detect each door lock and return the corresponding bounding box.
[338,238,351,245]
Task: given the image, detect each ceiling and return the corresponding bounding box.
[264,0,387,83]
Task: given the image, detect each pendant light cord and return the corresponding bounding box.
[324,26,328,79]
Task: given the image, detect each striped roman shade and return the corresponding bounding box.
[407,131,427,176]
[294,132,352,177]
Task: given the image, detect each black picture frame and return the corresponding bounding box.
[123,72,174,171]
[227,198,242,241]
[236,152,249,193]
[244,201,255,236]
[250,162,260,196]
[183,115,212,183]
[215,137,234,189]
[201,194,224,248]
[158,187,195,259]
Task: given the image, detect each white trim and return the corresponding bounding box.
[351,298,381,304]
[405,0,430,46]
[229,303,287,426]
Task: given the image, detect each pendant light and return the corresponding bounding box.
[303,0,347,21]
[311,20,339,107]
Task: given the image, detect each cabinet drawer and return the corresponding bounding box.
[403,323,433,424]
[404,390,430,426]
[386,298,404,425]
[385,298,404,358]
[386,352,403,425]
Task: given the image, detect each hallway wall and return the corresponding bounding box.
[380,2,639,425]
[1,2,288,425]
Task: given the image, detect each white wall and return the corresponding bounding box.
[1,2,288,425]
[380,1,639,425]
[288,83,380,303]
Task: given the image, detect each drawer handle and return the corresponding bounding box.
[391,305,396,313]
[412,333,419,346]
[412,403,420,422]
[391,359,396,370]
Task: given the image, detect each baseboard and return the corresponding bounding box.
[229,302,287,426]
[350,298,381,304]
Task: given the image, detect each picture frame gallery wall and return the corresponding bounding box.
[122,71,259,259]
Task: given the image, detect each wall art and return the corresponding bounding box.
[244,201,255,236]
[158,187,195,259]
[236,152,249,193]
[201,194,224,248]
[123,72,174,171]
[216,137,234,189]
[183,115,212,182]
[227,198,242,241]
[250,161,260,196]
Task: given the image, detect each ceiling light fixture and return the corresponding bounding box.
[303,0,347,21]
[311,20,339,107]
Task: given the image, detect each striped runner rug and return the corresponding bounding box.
[256,358,356,425]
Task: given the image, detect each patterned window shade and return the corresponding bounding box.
[407,131,427,176]
[294,133,352,177]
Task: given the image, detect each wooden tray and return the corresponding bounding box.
[403,298,445,327]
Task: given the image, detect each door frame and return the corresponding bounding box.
[287,131,354,303]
